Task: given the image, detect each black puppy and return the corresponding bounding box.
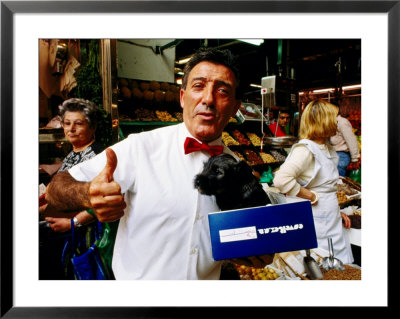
[194,153,271,211]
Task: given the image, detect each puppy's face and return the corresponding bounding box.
[194,154,253,196]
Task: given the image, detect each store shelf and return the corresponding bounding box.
[39,128,67,143]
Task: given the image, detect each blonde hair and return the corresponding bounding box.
[299,99,338,140]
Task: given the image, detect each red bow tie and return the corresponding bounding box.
[184,137,224,156]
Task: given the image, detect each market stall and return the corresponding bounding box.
[38,38,362,281]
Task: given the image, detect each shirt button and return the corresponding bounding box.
[191,248,197,254]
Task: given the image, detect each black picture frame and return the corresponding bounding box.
[1,1,395,317]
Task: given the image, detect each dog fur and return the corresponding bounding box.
[194,153,271,211]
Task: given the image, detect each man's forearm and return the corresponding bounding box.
[46,171,92,212]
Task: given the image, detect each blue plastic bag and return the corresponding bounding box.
[69,220,108,280]
[71,243,107,280]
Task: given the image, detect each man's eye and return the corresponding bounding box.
[217,87,232,96]
[192,81,204,88]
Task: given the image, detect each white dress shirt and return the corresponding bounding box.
[69,123,235,279]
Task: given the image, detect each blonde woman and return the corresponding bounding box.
[273,99,353,264]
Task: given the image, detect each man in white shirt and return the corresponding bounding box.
[46,48,273,279]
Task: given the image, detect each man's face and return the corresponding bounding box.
[278,112,290,128]
[180,61,241,142]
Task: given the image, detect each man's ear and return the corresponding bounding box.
[180,88,185,110]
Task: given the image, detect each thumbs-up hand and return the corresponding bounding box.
[89,148,126,222]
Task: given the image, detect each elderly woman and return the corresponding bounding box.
[45,98,104,232]
[41,98,106,279]
[273,99,353,264]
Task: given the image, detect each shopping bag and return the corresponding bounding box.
[71,243,107,280]
[95,220,119,280]
[69,219,108,280]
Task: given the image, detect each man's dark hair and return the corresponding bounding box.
[181,47,242,99]
[279,107,290,113]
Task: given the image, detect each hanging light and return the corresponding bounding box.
[237,39,264,46]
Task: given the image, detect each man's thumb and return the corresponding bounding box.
[103,148,117,182]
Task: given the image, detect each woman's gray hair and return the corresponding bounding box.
[59,98,99,129]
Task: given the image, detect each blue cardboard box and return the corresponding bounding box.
[208,201,317,261]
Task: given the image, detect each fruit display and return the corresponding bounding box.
[246,132,262,147]
[159,82,169,91]
[143,90,154,101]
[269,149,287,162]
[133,108,158,122]
[154,90,165,103]
[232,129,251,146]
[320,264,361,280]
[118,78,180,107]
[337,191,349,205]
[121,86,132,99]
[220,126,285,178]
[232,257,360,280]
[272,251,362,280]
[244,149,264,165]
[259,152,277,164]
[174,112,183,122]
[139,81,150,91]
[149,80,160,91]
[132,87,143,99]
[222,131,239,146]
[234,264,282,280]
[155,110,178,122]
[233,151,246,161]
[118,78,183,125]
[164,90,176,103]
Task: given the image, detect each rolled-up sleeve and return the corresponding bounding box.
[273,145,314,196]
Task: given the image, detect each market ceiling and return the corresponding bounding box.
[174,39,361,93]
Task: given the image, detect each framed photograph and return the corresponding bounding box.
[1,0,395,317]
